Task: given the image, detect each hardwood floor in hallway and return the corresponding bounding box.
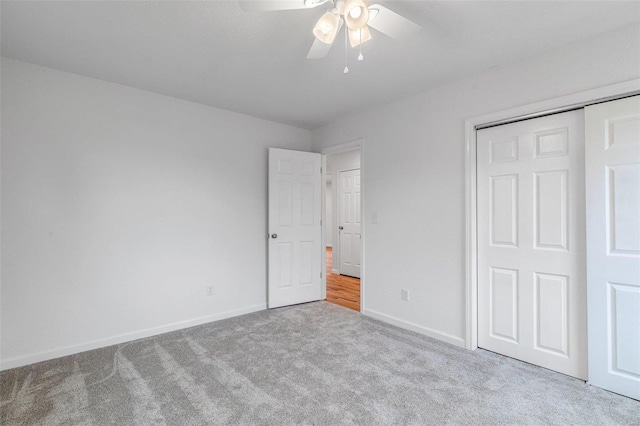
[325,247,360,312]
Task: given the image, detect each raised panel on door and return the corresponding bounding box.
[534,170,568,251]
[609,283,640,379]
[534,273,568,356]
[277,243,293,288]
[607,164,640,256]
[586,95,640,400]
[491,137,519,163]
[478,109,586,380]
[490,267,519,343]
[300,241,314,286]
[300,183,315,226]
[535,128,568,159]
[341,233,353,264]
[606,115,640,149]
[491,175,518,247]
[343,192,352,224]
[278,182,293,227]
[268,148,322,309]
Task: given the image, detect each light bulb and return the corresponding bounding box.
[343,0,369,29]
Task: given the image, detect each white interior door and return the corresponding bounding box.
[268,148,322,309]
[338,169,361,278]
[585,95,640,400]
[477,110,587,379]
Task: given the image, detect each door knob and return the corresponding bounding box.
[271,233,278,239]
[338,226,344,230]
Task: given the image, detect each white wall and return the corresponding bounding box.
[312,24,640,346]
[0,58,311,369]
[326,149,361,273]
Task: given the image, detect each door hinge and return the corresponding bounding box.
[320,219,322,226]
[320,167,322,174]
[320,272,322,278]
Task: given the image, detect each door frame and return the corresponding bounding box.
[464,79,640,351]
[320,139,365,311]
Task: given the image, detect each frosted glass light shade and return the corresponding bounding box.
[344,0,369,30]
[313,10,341,44]
[348,25,372,47]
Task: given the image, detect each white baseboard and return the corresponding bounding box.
[326,244,332,248]
[0,303,266,371]
[331,269,339,274]
[362,308,466,348]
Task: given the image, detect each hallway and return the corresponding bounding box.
[325,247,360,312]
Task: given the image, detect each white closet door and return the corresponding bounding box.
[477,110,587,379]
[585,95,640,400]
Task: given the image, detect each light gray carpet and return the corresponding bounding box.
[1,302,638,425]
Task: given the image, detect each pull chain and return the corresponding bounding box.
[343,23,349,74]
[358,28,364,61]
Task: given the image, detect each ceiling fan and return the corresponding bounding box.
[239,0,421,72]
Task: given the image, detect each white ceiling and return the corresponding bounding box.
[2,1,639,129]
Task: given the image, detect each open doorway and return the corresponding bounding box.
[324,148,361,312]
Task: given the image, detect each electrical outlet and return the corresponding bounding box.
[207,286,214,296]
[401,288,409,301]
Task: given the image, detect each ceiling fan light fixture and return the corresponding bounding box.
[348,25,371,47]
[313,10,342,44]
[343,0,369,29]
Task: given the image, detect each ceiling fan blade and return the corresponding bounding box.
[238,0,325,12]
[367,4,421,41]
[307,38,334,59]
